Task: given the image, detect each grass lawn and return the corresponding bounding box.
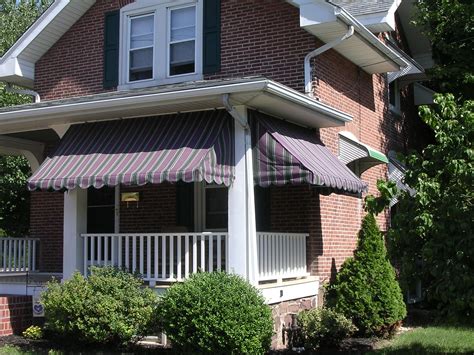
[372,325,474,354]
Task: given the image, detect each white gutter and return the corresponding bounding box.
[5,83,41,103]
[0,79,353,130]
[332,5,406,70]
[304,25,354,94]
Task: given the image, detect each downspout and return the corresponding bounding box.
[304,25,354,95]
[5,83,41,103]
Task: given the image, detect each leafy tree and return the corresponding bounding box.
[0,0,52,236]
[389,94,473,321]
[326,213,406,336]
[414,0,474,100]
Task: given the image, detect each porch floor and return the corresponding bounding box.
[0,272,62,285]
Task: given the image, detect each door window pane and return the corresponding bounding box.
[87,187,115,233]
[205,186,227,230]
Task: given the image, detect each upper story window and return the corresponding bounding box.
[119,0,203,89]
[389,80,401,116]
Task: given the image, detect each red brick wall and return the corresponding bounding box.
[205,0,316,91]
[120,184,177,233]
[35,0,134,100]
[30,191,64,273]
[0,295,32,336]
[30,0,405,283]
[35,0,314,99]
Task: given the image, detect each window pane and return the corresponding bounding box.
[130,15,154,49]
[171,6,195,42]
[170,40,195,75]
[205,187,228,230]
[130,47,153,81]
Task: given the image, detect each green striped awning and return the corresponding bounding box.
[338,131,388,173]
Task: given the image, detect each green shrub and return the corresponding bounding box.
[158,271,273,354]
[41,266,159,346]
[326,214,407,336]
[298,307,356,349]
[22,325,43,340]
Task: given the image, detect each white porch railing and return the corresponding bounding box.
[81,233,228,284]
[257,232,308,282]
[0,238,39,273]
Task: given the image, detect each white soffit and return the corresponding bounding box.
[0,0,96,88]
[291,0,406,73]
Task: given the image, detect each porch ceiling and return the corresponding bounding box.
[0,78,352,135]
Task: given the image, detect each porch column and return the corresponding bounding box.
[227,106,258,285]
[63,188,87,280]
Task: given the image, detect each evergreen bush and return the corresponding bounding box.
[326,214,406,336]
[41,267,159,346]
[298,307,356,349]
[158,271,273,354]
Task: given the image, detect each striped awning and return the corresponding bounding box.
[251,111,367,193]
[28,110,234,191]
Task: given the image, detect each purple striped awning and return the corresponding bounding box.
[28,110,234,191]
[252,111,367,193]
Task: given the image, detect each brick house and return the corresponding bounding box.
[0,0,431,344]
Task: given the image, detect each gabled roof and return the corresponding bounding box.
[330,0,396,17]
[330,0,402,32]
[0,0,96,88]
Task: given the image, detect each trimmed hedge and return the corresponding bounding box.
[41,267,159,346]
[326,214,406,336]
[158,271,273,354]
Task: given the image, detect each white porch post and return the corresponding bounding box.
[63,188,87,280]
[227,106,258,285]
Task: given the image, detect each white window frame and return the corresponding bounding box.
[194,182,228,232]
[119,0,203,90]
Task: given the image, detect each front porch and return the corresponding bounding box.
[81,231,309,285]
[0,79,368,310]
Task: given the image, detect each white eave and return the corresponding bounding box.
[348,0,402,33]
[0,78,352,134]
[0,0,96,88]
[387,43,425,85]
[289,0,406,74]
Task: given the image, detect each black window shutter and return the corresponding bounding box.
[176,182,195,231]
[103,10,120,88]
[203,0,221,74]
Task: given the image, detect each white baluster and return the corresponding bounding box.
[208,234,213,272]
[216,234,222,271]
[132,236,137,273]
[154,235,159,281]
[147,235,151,281]
[192,234,197,274]
[83,236,88,276]
[184,235,190,278]
[169,235,174,279]
[177,235,182,281]
[161,235,166,279]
